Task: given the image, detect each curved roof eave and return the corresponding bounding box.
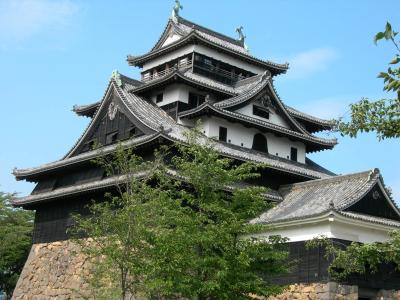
[127,31,288,74]
[178,103,337,148]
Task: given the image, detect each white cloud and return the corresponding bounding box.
[285,47,339,79]
[0,0,79,48]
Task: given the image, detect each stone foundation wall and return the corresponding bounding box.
[12,241,92,300]
[267,282,400,300]
[12,241,400,299]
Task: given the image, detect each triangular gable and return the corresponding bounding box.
[219,76,309,135]
[345,180,400,221]
[66,80,155,158]
[151,20,186,51]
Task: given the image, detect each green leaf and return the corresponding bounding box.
[389,56,400,65]
[374,31,385,44]
[385,22,393,39]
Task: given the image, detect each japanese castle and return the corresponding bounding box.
[12,2,400,299]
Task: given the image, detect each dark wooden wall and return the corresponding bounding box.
[345,187,400,221]
[269,240,400,290]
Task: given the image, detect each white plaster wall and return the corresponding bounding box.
[162,33,182,47]
[235,102,291,128]
[150,83,185,106]
[197,116,306,163]
[151,84,217,107]
[256,219,392,243]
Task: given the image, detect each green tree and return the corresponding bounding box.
[319,22,400,281]
[71,129,288,300]
[337,22,400,140]
[0,192,34,299]
[69,146,169,299]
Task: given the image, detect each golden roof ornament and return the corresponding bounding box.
[171,0,183,24]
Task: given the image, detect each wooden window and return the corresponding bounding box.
[252,133,268,153]
[290,147,298,161]
[188,92,197,109]
[106,132,118,145]
[188,92,206,109]
[219,126,227,142]
[156,93,163,103]
[253,105,269,119]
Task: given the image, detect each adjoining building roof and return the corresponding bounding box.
[127,18,288,75]
[251,168,400,227]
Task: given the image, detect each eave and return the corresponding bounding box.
[258,210,400,231]
[178,103,337,152]
[127,31,288,75]
[12,132,166,181]
[131,70,235,97]
[72,102,100,118]
[285,105,335,133]
[12,169,283,208]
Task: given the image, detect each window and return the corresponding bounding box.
[253,105,269,119]
[252,133,268,153]
[219,126,227,142]
[188,93,197,109]
[156,93,163,103]
[290,147,298,161]
[188,92,206,109]
[106,132,118,145]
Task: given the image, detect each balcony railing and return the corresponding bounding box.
[141,59,193,82]
[194,60,246,82]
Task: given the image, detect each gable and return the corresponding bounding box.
[75,107,144,155]
[345,183,400,221]
[71,86,154,157]
[234,98,291,129]
[230,89,302,133]
[162,32,182,47]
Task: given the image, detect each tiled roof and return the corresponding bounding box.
[72,102,100,117]
[176,17,249,55]
[13,74,334,181]
[132,69,236,96]
[285,105,335,129]
[251,169,400,226]
[13,171,283,206]
[338,211,400,228]
[178,103,337,150]
[74,71,330,133]
[13,133,162,180]
[127,18,288,74]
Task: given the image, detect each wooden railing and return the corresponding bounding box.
[141,60,193,82]
[193,60,246,82]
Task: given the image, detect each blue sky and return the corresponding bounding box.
[0,0,399,201]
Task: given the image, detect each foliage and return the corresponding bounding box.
[69,146,167,299]
[70,128,289,300]
[150,128,289,299]
[336,22,400,140]
[307,231,400,279]
[0,192,34,299]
